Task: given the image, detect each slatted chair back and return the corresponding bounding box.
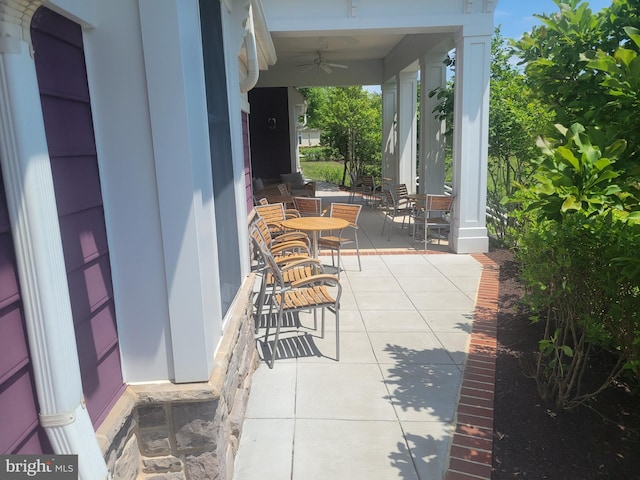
[328,202,361,228]
[360,176,378,193]
[426,194,455,213]
[255,202,285,223]
[251,215,275,249]
[255,202,288,235]
[412,194,455,249]
[251,215,309,254]
[277,183,290,196]
[394,183,409,199]
[318,203,363,273]
[293,196,323,217]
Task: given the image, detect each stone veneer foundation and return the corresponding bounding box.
[95,274,258,480]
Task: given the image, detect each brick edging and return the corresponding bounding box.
[445,254,499,480]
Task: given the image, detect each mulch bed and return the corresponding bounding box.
[486,248,640,480]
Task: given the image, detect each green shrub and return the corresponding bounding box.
[318,166,342,185]
[512,122,640,409]
[517,212,640,409]
[300,146,339,162]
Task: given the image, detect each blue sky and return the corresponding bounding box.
[495,0,613,40]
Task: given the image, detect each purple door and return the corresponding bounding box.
[0,171,52,454]
[31,7,125,429]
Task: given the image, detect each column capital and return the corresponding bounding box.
[0,0,41,54]
[397,70,418,83]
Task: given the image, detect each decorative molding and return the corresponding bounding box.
[0,0,42,54]
[484,0,497,13]
[464,0,473,14]
[348,0,357,17]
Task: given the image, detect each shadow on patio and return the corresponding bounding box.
[234,234,493,479]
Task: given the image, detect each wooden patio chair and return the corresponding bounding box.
[293,196,323,217]
[255,202,302,237]
[249,221,322,330]
[318,203,362,274]
[250,215,310,257]
[360,176,383,208]
[251,230,342,368]
[411,194,455,249]
[380,187,416,240]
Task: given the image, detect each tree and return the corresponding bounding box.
[487,29,553,241]
[298,87,329,129]
[512,0,640,173]
[315,86,382,185]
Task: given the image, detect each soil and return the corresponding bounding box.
[486,248,640,480]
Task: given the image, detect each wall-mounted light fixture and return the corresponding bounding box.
[267,117,277,130]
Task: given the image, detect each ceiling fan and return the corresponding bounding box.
[297,51,349,74]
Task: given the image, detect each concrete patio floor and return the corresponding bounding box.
[234,185,498,480]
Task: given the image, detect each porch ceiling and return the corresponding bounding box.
[255,30,455,88]
[252,0,497,88]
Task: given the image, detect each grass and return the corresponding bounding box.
[300,159,346,185]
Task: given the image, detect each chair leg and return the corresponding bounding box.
[423,224,428,250]
[268,306,283,369]
[335,309,340,362]
[255,276,268,333]
[264,285,276,340]
[354,232,361,271]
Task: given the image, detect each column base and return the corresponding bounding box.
[452,227,489,254]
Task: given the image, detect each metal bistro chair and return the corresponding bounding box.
[380,187,416,241]
[249,221,322,331]
[250,215,310,258]
[252,231,342,368]
[360,176,383,208]
[293,196,323,217]
[255,202,302,237]
[318,203,362,274]
[412,194,455,249]
[348,171,364,204]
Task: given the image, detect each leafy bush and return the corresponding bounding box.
[300,146,339,162]
[318,166,342,185]
[517,213,640,409]
[513,122,640,409]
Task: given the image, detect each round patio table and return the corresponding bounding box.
[281,216,349,258]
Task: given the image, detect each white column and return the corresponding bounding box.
[419,54,448,195]
[451,32,490,253]
[139,0,221,383]
[396,71,418,193]
[0,2,107,478]
[381,80,397,185]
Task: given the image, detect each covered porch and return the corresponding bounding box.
[235,184,498,479]
[248,0,494,254]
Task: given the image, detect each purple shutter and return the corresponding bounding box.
[0,170,52,454]
[31,7,125,429]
